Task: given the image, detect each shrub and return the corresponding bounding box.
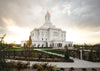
[6,61,28,71]
[56,70,60,71]
[47,65,56,71]
[82,68,87,71]
[8,61,15,67]
[32,63,40,69]
[14,62,28,71]
[37,65,43,71]
[22,63,28,69]
[92,68,97,71]
[41,63,48,69]
[69,67,74,71]
[32,63,56,71]
[64,48,70,60]
[0,61,14,71]
[60,68,65,71]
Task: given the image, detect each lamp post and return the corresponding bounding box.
[80,47,83,60]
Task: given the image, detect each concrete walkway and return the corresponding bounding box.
[35,49,64,57]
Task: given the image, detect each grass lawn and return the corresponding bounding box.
[44,49,65,54]
[5,47,23,51]
[6,47,64,55]
[5,47,50,54]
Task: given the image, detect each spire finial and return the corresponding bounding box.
[47,11,50,15]
[45,11,51,23]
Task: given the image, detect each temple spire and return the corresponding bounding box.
[45,11,51,23]
[47,11,50,15]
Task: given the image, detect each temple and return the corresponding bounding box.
[21,11,73,48]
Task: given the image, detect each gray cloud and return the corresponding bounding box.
[69,0,100,30]
[0,0,100,43]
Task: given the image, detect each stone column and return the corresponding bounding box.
[80,47,83,60]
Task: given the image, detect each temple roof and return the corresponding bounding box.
[40,22,56,29]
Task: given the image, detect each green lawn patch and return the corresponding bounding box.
[34,50,47,54]
[5,47,23,51]
[44,49,65,54]
[5,48,48,54]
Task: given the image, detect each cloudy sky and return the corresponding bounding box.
[0,0,100,44]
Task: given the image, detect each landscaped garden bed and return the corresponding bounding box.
[4,50,73,62]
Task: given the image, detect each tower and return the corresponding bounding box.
[45,11,51,23]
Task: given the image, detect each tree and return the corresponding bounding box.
[0,44,9,71]
[23,43,28,60]
[27,36,33,64]
[27,36,32,47]
[64,47,70,60]
[88,49,94,61]
[39,54,42,60]
[13,50,15,59]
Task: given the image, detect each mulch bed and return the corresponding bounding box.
[56,68,100,71]
[10,68,100,71]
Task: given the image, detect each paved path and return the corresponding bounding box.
[6,59,100,68]
[35,49,64,57]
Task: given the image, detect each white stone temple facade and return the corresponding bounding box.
[21,11,73,48]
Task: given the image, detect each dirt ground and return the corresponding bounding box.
[57,68,100,71]
[13,68,100,71]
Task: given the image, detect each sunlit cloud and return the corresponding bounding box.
[2,18,31,43]
[2,17,17,26]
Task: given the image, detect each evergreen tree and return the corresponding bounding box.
[27,36,32,47]
[64,47,70,60]
[0,44,8,70]
[27,36,33,63]
[88,49,94,61]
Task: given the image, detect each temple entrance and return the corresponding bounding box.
[46,42,48,47]
[57,43,62,47]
